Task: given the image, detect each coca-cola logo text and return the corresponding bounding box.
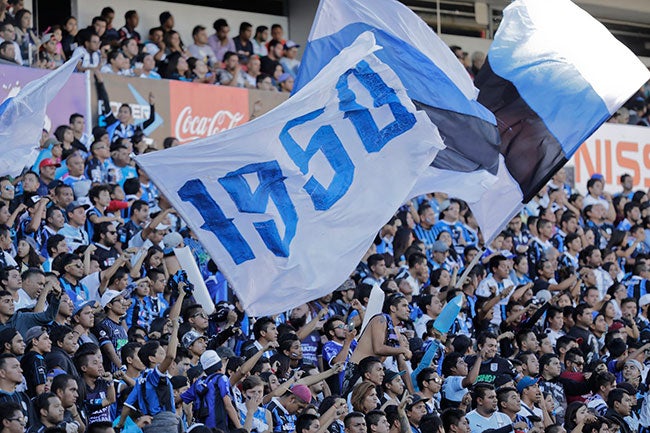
[175,106,245,143]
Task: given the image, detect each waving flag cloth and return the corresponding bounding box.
[467,0,650,239]
[294,0,501,203]
[0,52,82,177]
[135,33,444,316]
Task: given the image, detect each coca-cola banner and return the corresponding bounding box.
[90,74,171,147]
[0,63,88,134]
[169,80,249,144]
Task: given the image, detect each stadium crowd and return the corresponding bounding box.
[0,2,299,92]
[1,3,650,433]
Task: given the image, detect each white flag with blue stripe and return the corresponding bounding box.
[470,0,650,239]
[294,0,502,203]
[0,52,82,176]
[136,33,444,316]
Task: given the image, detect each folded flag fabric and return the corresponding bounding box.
[294,0,502,203]
[469,0,650,240]
[135,33,444,315]
[0,52,82,177]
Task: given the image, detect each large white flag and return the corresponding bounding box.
[466,0,650,240]
[0,52,82,176]
[135,33,444,315]
[294,0,502,203]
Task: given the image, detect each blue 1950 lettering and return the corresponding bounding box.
[178,60,416,264]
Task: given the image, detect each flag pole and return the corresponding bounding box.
[455,246,484,289]
[436,0,442,35]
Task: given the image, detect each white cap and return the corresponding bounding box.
[200,350,222,370]
[640,294,650,308]
[100,289,126,308]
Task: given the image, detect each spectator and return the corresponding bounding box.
[0,23,22,64]
[138,53,160,79]
[260,39,283,76]
[233,22,254,61]
[188,25,216,68]
[72,31,100,72]
[99,7,119,43]
[280,40,300,78]
[0,41,17,65]
[118,10,141,42]
[252,25,268,57]
[143,27,166,62]
[266,24,286,51]
[208,19,235,63]
[159,11,175,35]
[188,57,215,85]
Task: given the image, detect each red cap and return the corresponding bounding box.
[39,158,61,169]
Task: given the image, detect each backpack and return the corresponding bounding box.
[194,372,229,431]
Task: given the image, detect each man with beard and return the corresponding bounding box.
[92,223,119,270]
[51,374,84,433]
[342,293,412,394]
[30,393,65,433]
[288,304,328,367]
[466,384,511,433]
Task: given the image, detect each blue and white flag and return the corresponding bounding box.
[0,52,82,176]
[294,0,501,203]
[136,33,444,316]
[469,0,650,239]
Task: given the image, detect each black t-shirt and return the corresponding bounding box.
[465,355,517,384]
[20,351,47,397]
[260,56,280,76]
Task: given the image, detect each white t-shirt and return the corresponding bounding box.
[466,409,512,433]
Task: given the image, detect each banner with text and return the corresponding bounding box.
[169,80,249,144]
[90,74,171,146]
[569,123,650,194]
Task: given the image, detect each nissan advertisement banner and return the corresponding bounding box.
[568,122,650,194]
[0,63,89,134]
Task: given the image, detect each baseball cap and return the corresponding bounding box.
[73,300,96,316]
[200,350,222,371]
[39,158,61,170]
[100,289,126,309]
[406,394,426,410]
[383,370,405,385]
[25,326,47,346]
[171,375,189,390]
[640,294,650,308]
[431,241,449,253]
[44,137,62,148]
[163,232,184,251]
[65,200,90,214]
[289,384,311,403]
[516,376,539,393]
[284,40,300,49]
[47,368,67,379]
[182,330,206,349]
